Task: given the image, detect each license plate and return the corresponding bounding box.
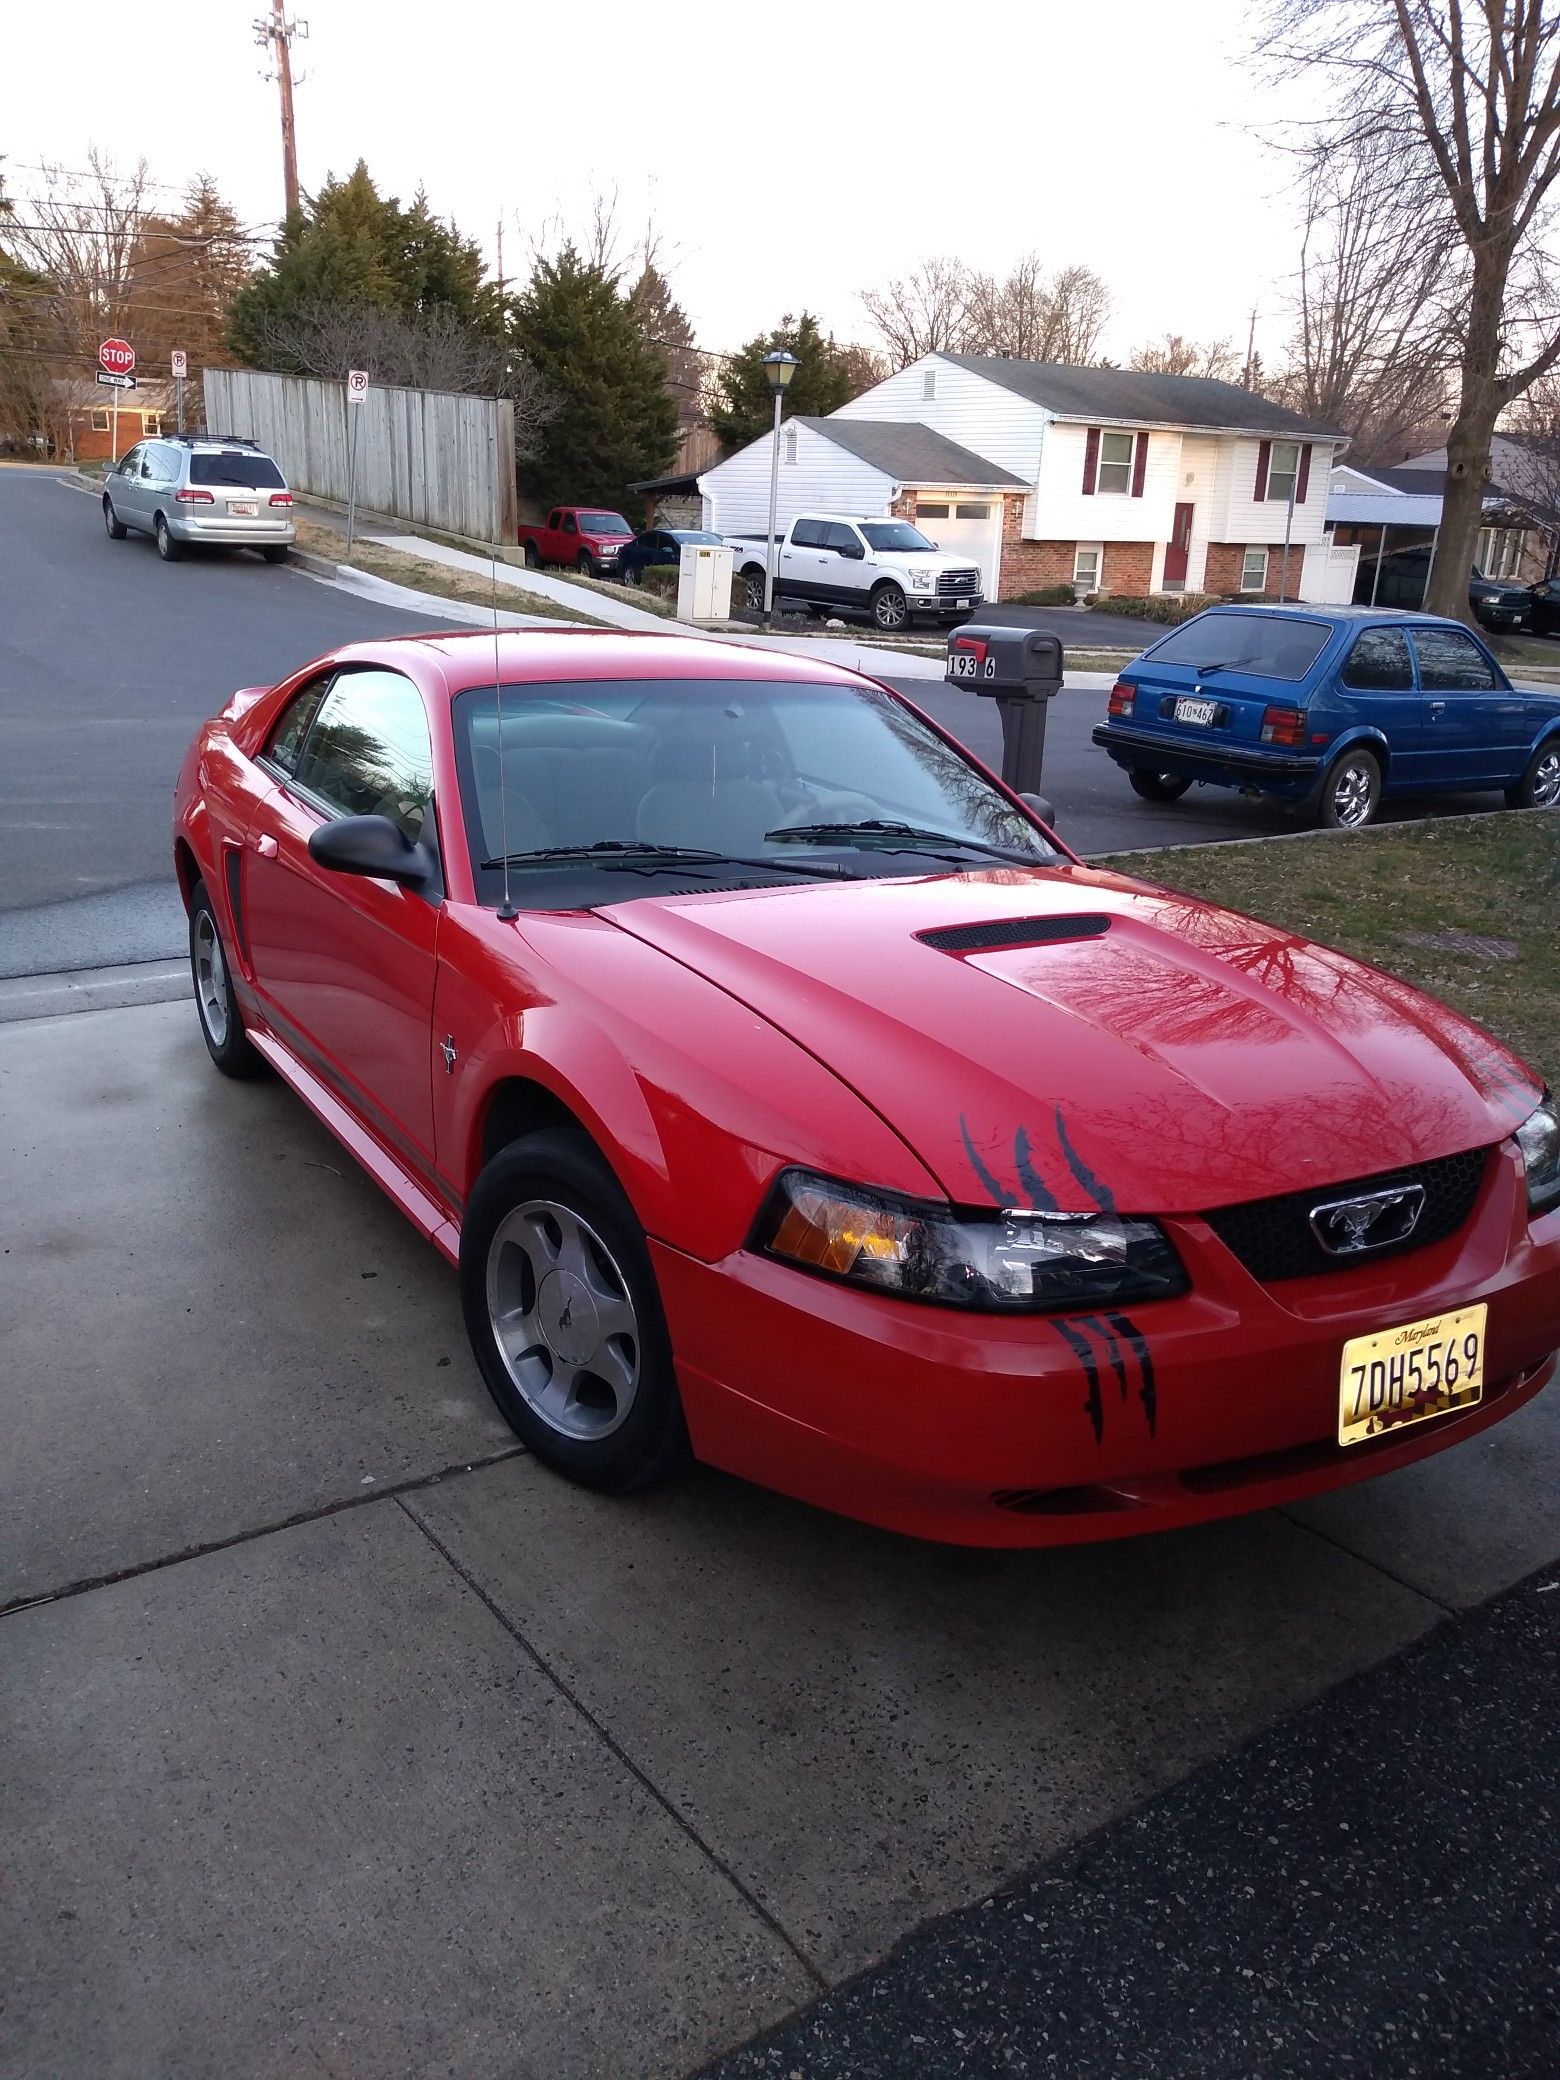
[955,597,970,609]
[1338,1303,1486,1447]
[1174,696,1218,726]
[949,651,981,680]
[230,500,258,517]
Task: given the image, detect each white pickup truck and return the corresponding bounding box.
[725,513,984,631]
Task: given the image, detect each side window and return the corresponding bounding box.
[118,444,144,476]
[292,670,435,839]
[1412,627,1498,693]
[791,518,825,548]
[822,522,861,554]
[265,672,335,778]
[548,510,561,529]
[562,513,578,536]
[1341,628,1413,692]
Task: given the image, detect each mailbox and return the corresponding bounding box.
[945,625,1064,796]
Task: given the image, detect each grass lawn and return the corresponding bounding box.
[292,519,610,627]
[1098,811,1560,1089]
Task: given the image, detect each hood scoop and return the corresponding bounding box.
[918,913,1112,955]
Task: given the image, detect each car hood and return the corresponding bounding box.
[600,867,1540,1214]
[892,552,980,572]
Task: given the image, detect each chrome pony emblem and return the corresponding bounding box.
[1309,1184,1426,1256]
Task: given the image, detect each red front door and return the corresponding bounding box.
[1165,502,1194,586]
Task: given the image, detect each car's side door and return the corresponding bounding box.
[111,444,148,527]
[1410,624,1526,787]
[1332,625,1422,782]
[242,666,442,1173]
[777,517,826,600]
[821,521,871,607]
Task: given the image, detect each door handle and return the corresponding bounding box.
[252,832,278,859]
[1429,701,1446,716]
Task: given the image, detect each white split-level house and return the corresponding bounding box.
[699,354,1354,605]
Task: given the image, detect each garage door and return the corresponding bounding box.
[914,498,1003,598]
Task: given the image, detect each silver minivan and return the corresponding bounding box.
[102,435,297,563]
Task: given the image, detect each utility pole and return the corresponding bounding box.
[1242,305,1258,391]
[254,3,308,220]
[496,214,505,298]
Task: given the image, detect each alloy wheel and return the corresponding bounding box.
[1533,748,1560,807]
[485,1200,642,1441]
[1330,760,1377,828]
[193,907,230,1046]
[873,586,907,631]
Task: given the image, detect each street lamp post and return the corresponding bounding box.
[761,350,800,623]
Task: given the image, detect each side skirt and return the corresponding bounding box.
[246,1026,462,1267]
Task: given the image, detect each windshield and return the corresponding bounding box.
[579,511,632,535]
[190,451,286,490]
[1144,610,1333,682]
[860,521,937,553]
[452,677,1058,908]
[669,531,723,545]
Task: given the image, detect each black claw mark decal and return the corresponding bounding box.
[958,1109,1159,1446]
[1014,1125,1061,1212]
[1050,1319,1105,1444]
[1054,1105,1116,1212]
[960,1114,1007,1206]
[1104,1310,1157,1438]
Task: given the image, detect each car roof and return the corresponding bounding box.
[320,629,880,697]
[1186,602,1474,630]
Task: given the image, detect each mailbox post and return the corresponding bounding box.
[945,625,1064,796]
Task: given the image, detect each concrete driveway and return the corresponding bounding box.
[3,995,1556,2077]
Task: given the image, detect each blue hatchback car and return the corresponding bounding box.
[1091,604,1560,828]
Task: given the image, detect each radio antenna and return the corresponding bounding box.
[490,415,516,922]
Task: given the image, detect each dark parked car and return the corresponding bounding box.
[1092,603,1560,828]
[1357,545,1531,631]
[1525,576,1560,636]
[616,528,724,586]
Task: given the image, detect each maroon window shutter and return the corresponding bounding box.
[1131,430,1148,497]
[1082,426,1100,495]
[1296,442,1312,504]
[1254,439,1272,502]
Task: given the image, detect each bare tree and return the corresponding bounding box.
[242,297,554,457]
[1130,333,1242,380]
[1494,375,1560,572]
[3,151,155,358]
[860,256,972,367]
[1260,1,1560,620]
[1042,264,1112,363]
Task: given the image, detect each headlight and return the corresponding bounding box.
[1516,1096,1560,1214]
[754,1170,1187,1312]
[910,569,935,589]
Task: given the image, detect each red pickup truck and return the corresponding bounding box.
[517,506,635,579]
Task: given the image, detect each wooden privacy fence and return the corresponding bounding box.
[203,368,518,544]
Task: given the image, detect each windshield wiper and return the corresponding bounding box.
[481,841,854,878]
[763,819,1041,863]
[1186,660,1234,675]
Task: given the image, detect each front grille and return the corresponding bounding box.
[937,569,981,596]
[918,914,1111,954]
[1203,1147,1490,1283]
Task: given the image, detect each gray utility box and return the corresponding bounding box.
[945,625,1064,796]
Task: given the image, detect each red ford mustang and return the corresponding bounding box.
[173,630,1560,1545]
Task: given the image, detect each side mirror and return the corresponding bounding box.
[1019,791,1058,829]
[838,542,865,561]
[308,814,434,890]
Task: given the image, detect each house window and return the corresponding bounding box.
[91,409,110,432]
[1240,546,1269,592]
[143,414,163,436]
[955,502,990,519]
[1074,544,1102,592]
[1476,527,1523,579]
[1266,441,1302,504]
[1096,430,1135,495]
[922,368,937,400]
[919,502,950,518]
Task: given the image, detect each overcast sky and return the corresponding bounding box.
[5,0,1318,370]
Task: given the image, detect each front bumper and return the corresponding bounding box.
[653,1148,1560,1545]
[1093,721,1323,793]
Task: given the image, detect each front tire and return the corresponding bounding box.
[1128,769,1193,803]
[154,513,183,562]
[1506,738,1560,809]
[871,582,908,632]
[103,496,127,540]
[576,551,596,579]
[460,1128,689,1495]
[189,884,265,1078]
[1318,747,1382,829]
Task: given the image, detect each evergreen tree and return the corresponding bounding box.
[709,311,860,450]
[228,162,498,368]
[511,244,677,513]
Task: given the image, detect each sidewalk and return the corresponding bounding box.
[3,993,1556,2077]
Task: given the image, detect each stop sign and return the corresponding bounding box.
[99,338,135,377]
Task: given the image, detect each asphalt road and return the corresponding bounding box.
[0,466,461,973]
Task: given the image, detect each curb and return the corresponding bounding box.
[0,960,189,1026]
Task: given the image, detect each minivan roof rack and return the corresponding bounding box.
[166,432,262,449]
